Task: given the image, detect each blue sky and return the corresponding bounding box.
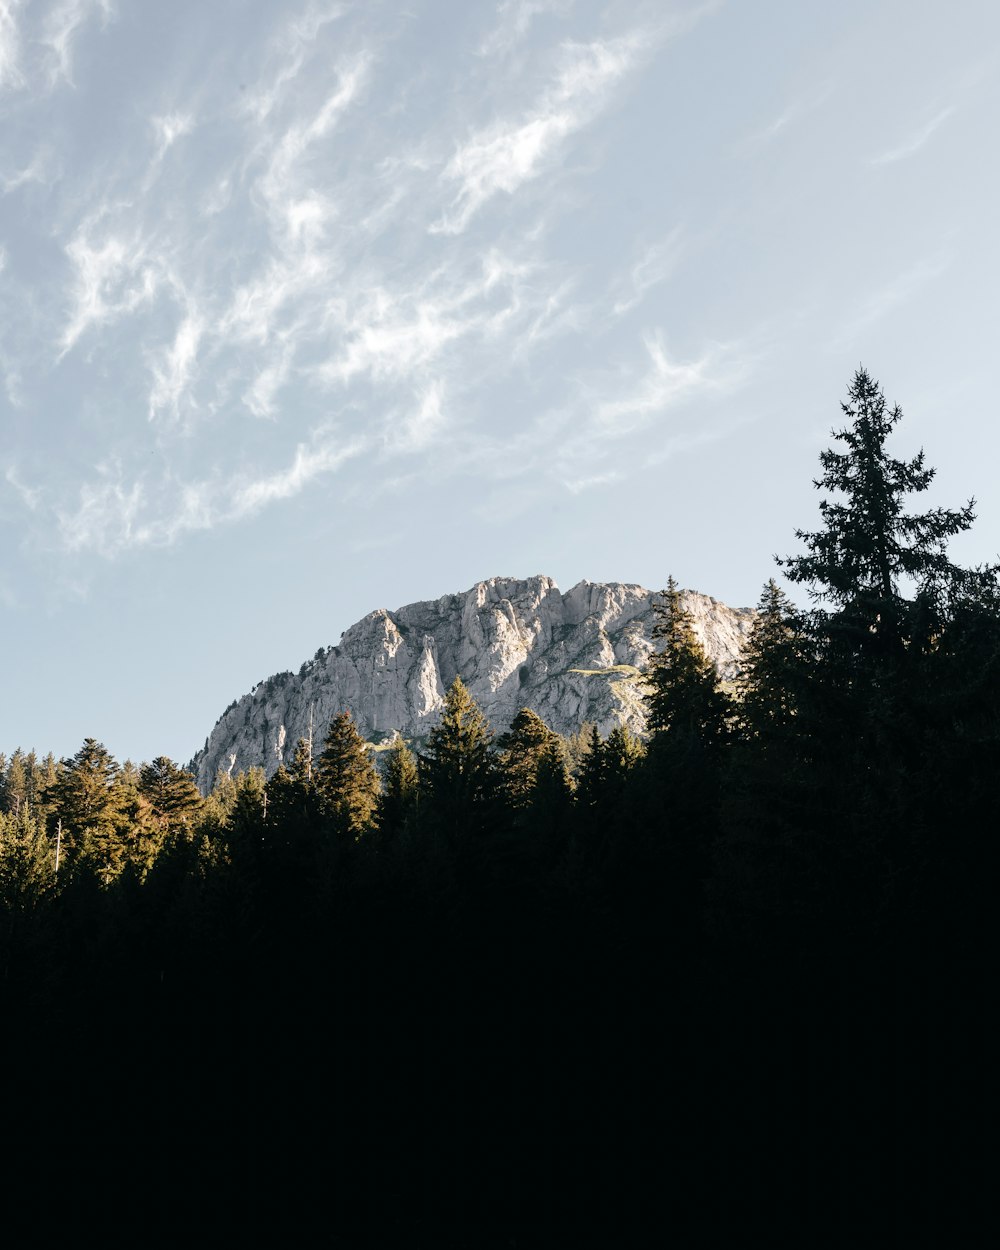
[2,0,999,766]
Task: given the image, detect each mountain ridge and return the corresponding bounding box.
[190,573,754,791]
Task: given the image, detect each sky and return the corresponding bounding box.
[2,0,999,767]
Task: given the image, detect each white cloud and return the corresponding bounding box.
[152,111,194,159]
[0,0,25,91]
[147,309,204,422]
[228,436,362,517]
[242,1,346,123]
[833,252,950,347]
[612,228,684,316]
[59,225,160,356]
[434,31,646,234]
[57,458,144,553]
[242,339,295,418]
[5,464,40,510]
[56,434,365,554]
[561,469,621,494]
[387,381,447,453]
[258,57,369,230]
[739,83,834,155]
[479,0,574,58]
[870,106,956,166]
[594,332,732,433]
[42,0,113,86]
[2,149,52,194]
[321,288,467,387]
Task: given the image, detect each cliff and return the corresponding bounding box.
[190,574,754,790]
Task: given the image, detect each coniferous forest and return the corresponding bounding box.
[2,370,996,1240]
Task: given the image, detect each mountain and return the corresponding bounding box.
[190,574,754,790]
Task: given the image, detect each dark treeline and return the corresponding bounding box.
[2,370,996,1240]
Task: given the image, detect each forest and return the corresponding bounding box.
[2,369,995,1240]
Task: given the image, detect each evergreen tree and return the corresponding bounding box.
[264,738,325,869]
[114,759,162,877]
[778,366,981,658]
[2,750,30,817]
[377,736,419,841]
[49,738,126,882]
[574,724,606,815]
[315,712,380,839]
[418,677,497,838]
[646,577,729,746]
[225,767,268,864]
[735,579,801,746]
[560,721,598,782]
[531,735,575,823]
[139,756,204,838]
[0,808,55,913]
[498,708,559,811]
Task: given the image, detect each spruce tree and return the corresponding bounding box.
[418,677,496,838]
[49,739,126,882]
[498,708,559,811]
[0,808,55,912]
[735,579,801,747]
[645,577,729,746]
[377,736,419,840]
[315,712,380,839]
[574,724,606,816]
[778,366,980,658]
[139,757,204,838]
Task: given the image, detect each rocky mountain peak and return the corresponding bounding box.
[190,574,754,791]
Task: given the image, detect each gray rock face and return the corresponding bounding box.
[190,574,754,791]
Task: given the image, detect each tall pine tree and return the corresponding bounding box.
[315,712,380,840]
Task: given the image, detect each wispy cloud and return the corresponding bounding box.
[592,331,745,434]
[57,457,144,553]
[147,308,204,423]
[5,0,736,570]
[738,83,834,155]
[0,0,25,91]
[870,106,956,166]
[832,252,950,348]
[611,228,684,316]
[56,433,365,554]
[152,111,195,160]
[434,30,646,234]
[42,0,113,86]
[2,149,53,194]
[450,326,756,498]
[479,0,574,58]
[240,1,347,123]
[228,436,362,517]
[59,222,161,356]
[5,464,40,511]
[386,381,447,453]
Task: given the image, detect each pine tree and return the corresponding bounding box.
[574,724,607,815]
[264,738,325,866]
[531,736,574,824]
[418,677,496,838]
[498,708,559,811]
[139,757,204,838]
[646,577,729,746]
[735,579,801,746]
[778,366,980,658]
[49,739,126,882]
[0,808,55,912]
[315,712,380,839]
[377,736,419,840]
